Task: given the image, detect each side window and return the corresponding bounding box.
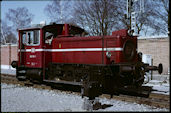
[45,31,54,45]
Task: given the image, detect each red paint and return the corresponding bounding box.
[18,29,43,68]
[49,34,137,65]
[17,24,138,70]
[112,29,128,37]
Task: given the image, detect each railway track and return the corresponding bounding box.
[1,74,170,109]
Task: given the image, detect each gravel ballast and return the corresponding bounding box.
[1,83,169,112]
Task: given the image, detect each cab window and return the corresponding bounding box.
[22,30,40,46]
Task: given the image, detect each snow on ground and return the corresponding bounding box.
[1,83,169,112]
[0,67,16,75]
[143,77,170,95]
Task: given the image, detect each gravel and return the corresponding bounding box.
[1,83,169,112]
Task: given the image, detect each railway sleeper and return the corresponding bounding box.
[116,86,152,98]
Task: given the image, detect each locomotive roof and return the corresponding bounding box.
[18,26,41,31]
[18,23,88,35]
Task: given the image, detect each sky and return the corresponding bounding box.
[1,0,168,36]
[1,0,52,25]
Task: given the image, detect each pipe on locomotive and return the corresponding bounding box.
[120,52,163,74]
[120,63,163,74]
[144,63,163,74]
[138,52,163,74]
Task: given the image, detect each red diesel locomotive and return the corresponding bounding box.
[11,23,163,99]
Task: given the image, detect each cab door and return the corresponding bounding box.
[20,29,42,68]
[42,29,53,68]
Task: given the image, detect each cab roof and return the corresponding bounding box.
[18,23,88,35]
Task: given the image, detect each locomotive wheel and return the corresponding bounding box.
[135,80,143,88]
[133,62,145,88]
[134,73,144,88]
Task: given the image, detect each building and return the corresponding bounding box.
[138,36,169,75]
[0,44,18,69]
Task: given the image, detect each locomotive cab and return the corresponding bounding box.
[12,23,88,81]
[14,27,43,81]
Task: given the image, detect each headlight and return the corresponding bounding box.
[123,40,136,61]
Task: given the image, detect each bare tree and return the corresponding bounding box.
[0,20,17,44]
[44,0,73,23]
[146,0,169,35]
[73,0,168,36]
[131,0,154,35]
[6,7,34,31]
[116,0,169,35]
[1,20,11,44]
[5,33,17,44]
[73,0,123,36]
